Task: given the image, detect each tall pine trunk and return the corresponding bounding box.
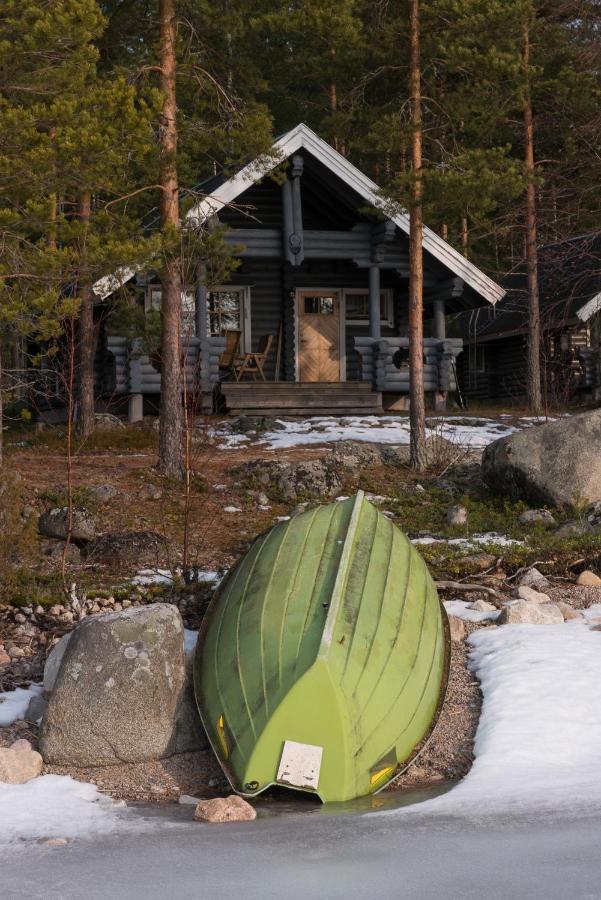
[77,191,96,439]
[408,0,426,470]
[158,0,184,479]
[523,20,542,415]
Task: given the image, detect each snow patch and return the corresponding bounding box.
[131,568,221,587]
[0,684,43,727]
[444,600,500,624]
[400,624,601,818]
[0,775,135,847]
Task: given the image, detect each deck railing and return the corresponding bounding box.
[354,337,463,393]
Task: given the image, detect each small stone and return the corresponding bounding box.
[447,615,466,642]
[61,611,75,623]
[49,605,64,617]
[256,492,270,507]
[9,739,33,753]
[415,484,426,493]
[555,520,593,539]
[14,612,27,624]
[194,795,257,824]
[519,567,550,589]
[499,600,564,625]
[0,747,43,784]
[518,509,556,527]
[470,598,496,612]
[556,601,583,622]
[0,650,10,666]
[576,570,601,587]
[8,646,25,659]
[446,505,468,527]
[88,484,118,504]
[515,584,551,604]
[34,605,45,616]
[40,838,68,846]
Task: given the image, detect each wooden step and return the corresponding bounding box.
[227,406,383,417]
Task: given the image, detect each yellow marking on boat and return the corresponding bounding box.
[370,766,394,786]
[216,714,229,759]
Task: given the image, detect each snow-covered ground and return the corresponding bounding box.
[131,567,221,587]
[212,414,555,451]
[444,599,501,624]
[398,622,601,819]
[412,532,523,549]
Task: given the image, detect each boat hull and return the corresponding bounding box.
[194,492,449,803]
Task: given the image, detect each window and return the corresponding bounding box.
[207,286,251,352]
[303,295,336,315]
[475,345,487,374]
[145,285,251,351]
[344,289,393,327]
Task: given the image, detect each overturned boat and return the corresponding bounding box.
[194,491,449,803]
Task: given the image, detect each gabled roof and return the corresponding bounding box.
[455,231,601,342]
[94,123,504,305]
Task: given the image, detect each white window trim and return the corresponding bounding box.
[343,287,394,328]
[209,285,252,353]
[145,285,252,352]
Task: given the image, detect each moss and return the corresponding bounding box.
[6,423,157,454]
[0,570,63,608]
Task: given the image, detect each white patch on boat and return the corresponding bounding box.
[276,740,323,791]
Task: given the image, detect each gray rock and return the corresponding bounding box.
[24,694,48,724]
[460,552,497,574]
[519,567,551,589]
[446,505,468,527]
[555,520,593,539]
[499,600,564,625]
[44,633,73,693]
[39,604,200,766]
[585,500,601,529]
[42,540,82,564]
[515,584,551,604]
[88,484,118,504]
[94,413,125,430]
[518,509,556,527]
[38,508,96,544]
[84,530,168,567]
[482,409,601,509]
[171,650,209,755]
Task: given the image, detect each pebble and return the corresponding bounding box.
[447,615,466,643]
[40,838,68,847]
[576,570,601,587]
[8,646,25,659]
[194,796,257,824]
[515,584,551,604]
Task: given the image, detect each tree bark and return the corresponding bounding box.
[523,20,542,415]
[0,346,4,468]
[408,0,427,470]
[77,191,96,440]
[158,0,184,479]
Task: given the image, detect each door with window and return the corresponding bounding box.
[298,291,341,382]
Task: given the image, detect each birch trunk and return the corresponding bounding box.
[408,0,427,470]
[158,0,184,479]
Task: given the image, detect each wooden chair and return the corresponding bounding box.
[219,330,241,379]
[233,334,274,382]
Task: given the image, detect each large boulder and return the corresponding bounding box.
[38,507,96,544]
[84,530,168,568]
[39,604,206,766]
[482,410,601,509]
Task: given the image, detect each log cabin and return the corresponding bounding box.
[93,123,504,418]
[454,232,601,406]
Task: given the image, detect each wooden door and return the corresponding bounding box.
[298,291,341,382]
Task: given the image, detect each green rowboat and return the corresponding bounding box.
[194,491,449,803]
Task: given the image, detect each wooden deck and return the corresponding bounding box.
[219,382,383,416]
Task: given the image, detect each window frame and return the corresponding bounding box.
[145,284,252,352]
[343,287,394,328]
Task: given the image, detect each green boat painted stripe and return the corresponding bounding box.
[340,499,381,680]
[318,491,365,658]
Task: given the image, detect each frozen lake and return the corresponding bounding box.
[4,794,601,900]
